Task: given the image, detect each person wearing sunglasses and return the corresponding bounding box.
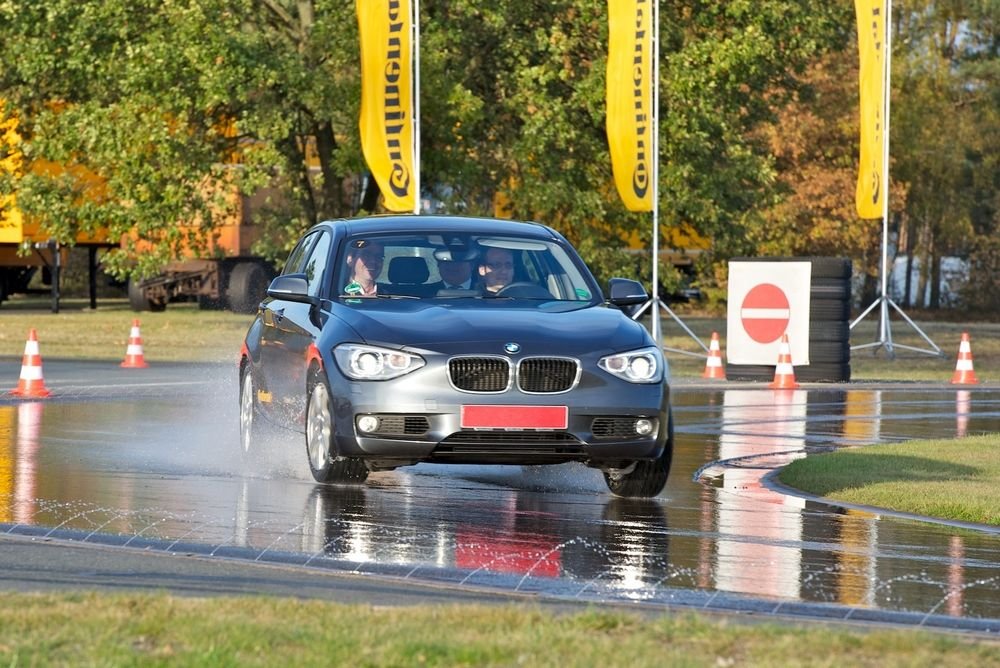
[478,247,515,294]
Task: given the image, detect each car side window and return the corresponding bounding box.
[302,232,332,298]
[283,233,318,275]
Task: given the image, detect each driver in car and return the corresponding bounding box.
[478,247,515,294]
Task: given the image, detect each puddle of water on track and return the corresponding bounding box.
[0,383,998,628]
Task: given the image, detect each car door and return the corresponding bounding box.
[258,231,331,424]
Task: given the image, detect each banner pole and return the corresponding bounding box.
[878,0,892,351]
[849,0,942,358]
[650,0,661,345]
[412,0,421,215]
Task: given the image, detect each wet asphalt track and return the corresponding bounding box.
[0,359,998,635]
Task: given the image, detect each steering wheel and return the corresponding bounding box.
[495,282,553,299]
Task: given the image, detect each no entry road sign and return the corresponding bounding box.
[741,283,790,344]
[727,262,811,365]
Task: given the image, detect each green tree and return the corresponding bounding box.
[422,1,848,291]
[0,0,363,277]
[1,0,848,285]
[752,53,907,305]
[892,0,1000,309]
[747,1,999,312]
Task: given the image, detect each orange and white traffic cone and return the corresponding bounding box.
[950,332,978,385]
[9,329,52,398]
[769,334,799,389]
[121,319,149,368]
[702,331,726,380]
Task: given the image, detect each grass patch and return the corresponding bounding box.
[1,297,996,381]
[0,297,249,363]
[0,592,995,666]
[778,435,1000,525]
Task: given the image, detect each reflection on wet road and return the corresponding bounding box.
[0,362,998,631]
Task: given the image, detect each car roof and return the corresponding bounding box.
[317,215,559,240]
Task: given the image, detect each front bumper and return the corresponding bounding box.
[325,360,670,468]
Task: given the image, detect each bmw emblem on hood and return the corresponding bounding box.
[504,342,521,354]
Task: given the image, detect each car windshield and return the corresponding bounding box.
[335,232,597,303]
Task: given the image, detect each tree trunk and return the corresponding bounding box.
[359,173,381,213]
[900,214,912,307]
[903,253,913,308]
[314,120,346,218]
[929,248,941,310]
[860,272,878,308]
[279,130,317,225]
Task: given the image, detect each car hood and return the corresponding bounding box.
[330,301,650,356]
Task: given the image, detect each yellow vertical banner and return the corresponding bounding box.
[357,0,415,213]
[606,0,653,212]
[855,0,886,219]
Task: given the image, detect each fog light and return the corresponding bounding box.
[357,415,381,433]
[634,418,654,436]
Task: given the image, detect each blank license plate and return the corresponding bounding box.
[460,405,568,430]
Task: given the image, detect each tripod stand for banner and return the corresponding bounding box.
[625,0,708,359]
[849,216,943,358]
[849,0,941,359]
[630,294,709,357]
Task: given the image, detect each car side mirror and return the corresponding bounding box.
[266,274,317,305]
[607,278,648,307]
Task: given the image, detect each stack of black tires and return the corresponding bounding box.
[726,257,852,382]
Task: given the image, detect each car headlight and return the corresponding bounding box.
[598,347,663,383]
[334,344,425,380]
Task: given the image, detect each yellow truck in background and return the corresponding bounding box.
[0,108,113,307]
[0,105,275,313]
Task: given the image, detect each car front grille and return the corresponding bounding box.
[433,431,586,461]
[518,358,578,393]
[449,357,510,392]
[449,356,579,394]
[441,431,582,445]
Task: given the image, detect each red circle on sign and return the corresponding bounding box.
[741,283,790,343]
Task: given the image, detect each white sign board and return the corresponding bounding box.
[727,262,811,365]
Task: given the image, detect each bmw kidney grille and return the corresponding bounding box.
[448,356,579,393]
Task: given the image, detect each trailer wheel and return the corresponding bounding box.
[198,295,225,311]
[227,262,271,314]
[128,279,166,312]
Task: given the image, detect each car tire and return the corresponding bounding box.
[730,257,852,279]
[603,410,673,498]
[809,277,852,300]
[810,298,851,321]
[808,257,853,279]
[808,321,850,343]
[306,373,369,485]
[239,365,273,464]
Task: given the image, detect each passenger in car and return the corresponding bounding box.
[343,240,385,296]
[432,258,474,291]
[478,247,515,294]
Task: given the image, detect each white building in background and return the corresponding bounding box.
[889,256,969,308]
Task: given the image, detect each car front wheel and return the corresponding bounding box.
[306,374,369,485]
[602,410,674,498]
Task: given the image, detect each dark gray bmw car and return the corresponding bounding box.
[239,215,673,497]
